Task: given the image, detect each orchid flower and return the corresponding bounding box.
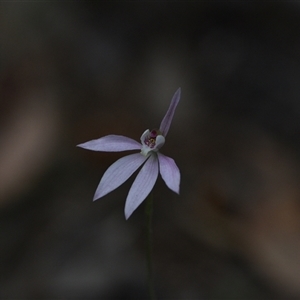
[77,88,181,219]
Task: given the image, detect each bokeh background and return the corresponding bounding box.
[1,2,300,299]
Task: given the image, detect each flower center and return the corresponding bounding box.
[140,129,165,156]
[144,129,160,148]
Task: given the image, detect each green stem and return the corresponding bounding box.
[145,191,156,300]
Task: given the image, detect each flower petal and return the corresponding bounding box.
[159,88,181,137]
[140,129,150,145]
[155,135,165,149]
[93,153,148,200]
[125,154,159,219]
[158,152,180,194]
[77,135,141,152]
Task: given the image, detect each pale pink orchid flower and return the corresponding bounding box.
[77,88,181,219]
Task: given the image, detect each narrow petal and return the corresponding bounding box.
[159,88,181,137]
[125,154,159,219]
[77,135,141,152]
[93,153,148,200]
[158,152,180,194]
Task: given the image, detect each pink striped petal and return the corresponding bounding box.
[93,153,148,200]
[124,154,159,219]
[77,135,141,152]
[159,88,181,137]
[158,152,180,194]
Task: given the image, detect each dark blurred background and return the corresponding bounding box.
[1,2,300,299]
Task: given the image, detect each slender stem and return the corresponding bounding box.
[145,191,156,300]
